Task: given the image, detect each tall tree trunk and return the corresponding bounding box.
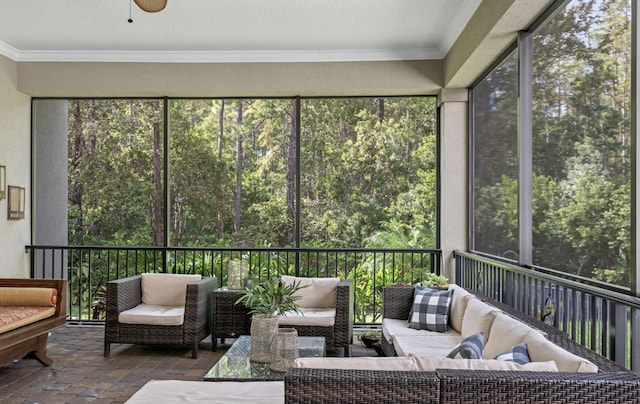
[152,121,164,245]
[234,101,243,234]
[378,98,385,124]
[69,100,85,244]
[218,100,225,160]
[216,100,225,235]
[286,100,297,244]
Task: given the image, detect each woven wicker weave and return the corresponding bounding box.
[104,275,217,359]
[285,368,440,403]
[284,367,640,404]
[212,289,252,350]
[283,279,354,357]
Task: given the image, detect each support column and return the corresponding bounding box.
[33,99,68,278]
[438,88,469,281]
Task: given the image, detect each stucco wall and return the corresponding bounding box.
[0,54,31,278]
[17,60,443,98]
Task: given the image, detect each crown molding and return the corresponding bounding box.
[0,45,443,63]
[0,41,19,61]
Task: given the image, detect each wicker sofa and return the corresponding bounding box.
[282,284,640,403]
[0,278,67,367]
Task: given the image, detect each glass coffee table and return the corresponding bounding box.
[204,335,326,381]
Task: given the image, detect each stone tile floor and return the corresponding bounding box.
[0,325,378,403]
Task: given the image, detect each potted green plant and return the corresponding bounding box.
[357,329,381,348]
[416,273,449,289]
[235,277,307,363]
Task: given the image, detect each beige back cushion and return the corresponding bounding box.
[460,299,501,343]
[141,273,201,306]
[281,276,340,309]
[0,287,57,306]
[483,313,537,359]
[412,356,559,372]
[524,330,598,373]
[447,284,474,333]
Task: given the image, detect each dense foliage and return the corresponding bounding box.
[473,0,631,287]
[67,97,437,250]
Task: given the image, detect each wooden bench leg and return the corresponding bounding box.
[0,333,53,367]
[31,334,53,366]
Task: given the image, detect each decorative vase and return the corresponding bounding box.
[269,327,299,372]
[250,314,278,363]
[227,259,249,289]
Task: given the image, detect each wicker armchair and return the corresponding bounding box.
[277,277,353,357]
[104,274,217,359]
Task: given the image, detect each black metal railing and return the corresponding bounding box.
[455,250,640,372]
[26,245,441,326]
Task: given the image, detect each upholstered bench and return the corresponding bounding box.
[0,278,67,367]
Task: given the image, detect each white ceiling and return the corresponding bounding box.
[0,0,481,63]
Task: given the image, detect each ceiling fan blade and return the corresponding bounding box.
[133,0,167,13]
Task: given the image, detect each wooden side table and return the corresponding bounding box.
[211,288,251,351]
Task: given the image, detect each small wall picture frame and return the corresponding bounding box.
[0,165,5,200]
[8,185,25,220]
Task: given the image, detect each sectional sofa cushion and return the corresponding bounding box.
[460,298,501,343]
[393,334,462,357]
[495,342,530,365]
[412,356,559,372]
[294,356,416,371]
[141,273,201,306]
[524,330,598,373]
[382,318,462,345]
[447,331,484,359]
[409,287,452,332]
[447,284,474,333]
[281,276,340,309]
[483,313,538,359]
[293,356,559,373]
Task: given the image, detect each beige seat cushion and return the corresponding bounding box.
[0,306,56,333]
[524,330,598,373]
[281,276,340,309]
[483,313,538,359]
[125,380,284,404]
[141,273,201,306]
[447,284,475,333]
[118,304,185,326]
[295,356,417,371]
[412,356,559,372]
[460,298,501,343]
[277,308,336,327]
[394,334,462,357]
[382,318,457,344]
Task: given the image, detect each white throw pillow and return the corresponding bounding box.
[281,276,340,309]
[141,273,201,306]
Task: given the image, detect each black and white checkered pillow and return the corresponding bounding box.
[495,342,530,365]
[447,332,484,359]
[408,287,452,332]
